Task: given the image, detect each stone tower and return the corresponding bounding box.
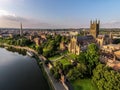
[20,22,23,36]
[90,20,100,38]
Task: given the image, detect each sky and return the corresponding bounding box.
[0,0,120,28]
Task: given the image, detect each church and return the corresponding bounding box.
[68,20,112,55]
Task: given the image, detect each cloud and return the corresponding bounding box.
[0,15,28,22]
[101,21,120,28]
[0,10,27,22]
[0,10,60,28]
[0,10,15,16]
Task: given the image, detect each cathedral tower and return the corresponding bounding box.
[90,20,100,38]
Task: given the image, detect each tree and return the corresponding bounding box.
[63,64,72,74]
[86,43,99,75]
[77,52,86,64]
[76,63,87,77]
[92,64,120,90]
[36,46,43,54]
[54,72,61,80]
[67,67,79,81]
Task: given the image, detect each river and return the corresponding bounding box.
[0,48,50,90]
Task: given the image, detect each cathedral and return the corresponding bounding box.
[68,20,112,55]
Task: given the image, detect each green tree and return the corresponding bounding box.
[36,46,43,54]
[92,64,120,90]
[86,43,99,75]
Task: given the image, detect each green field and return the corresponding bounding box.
[59,58,71,65]
[72,79,97,90]
[68,53,78,60]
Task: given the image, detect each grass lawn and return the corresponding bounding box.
[68,53,78,60]
[72,79,97,90]
[59,58,71,65]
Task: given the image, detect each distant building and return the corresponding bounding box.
[40,34,47,40]
[34,37,41,46]
[60,41,66,51]
[29,35,33,41]
[69,31,79,36]
[101,44,120,53]
[0,33,14,38]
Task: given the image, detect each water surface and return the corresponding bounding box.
[0,48,50,90]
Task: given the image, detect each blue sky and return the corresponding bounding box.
[0,0,120,28]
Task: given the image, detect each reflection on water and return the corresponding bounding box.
[0,48,50,90]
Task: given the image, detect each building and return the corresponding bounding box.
[68,20,115,55]
[68,20,99,55]
[34,38,41,46]
[90,20,100,38]
[0,33,14,38]
[114,50,120,59]
[96,34,111,47]
[60,41,66,51]
[69,31,79,36]
[101,44,120,53]
[68,36,80,55]
[68,35,95,55]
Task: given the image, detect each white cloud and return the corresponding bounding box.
[0,10,58,28]
[101,20,120,28]
[0,10,15,17]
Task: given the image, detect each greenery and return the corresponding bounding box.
[92,64,120,90]
[0,37,32,46]
[49,43,100,87]
[0,37,44,55]
[67,63,87,81]
[58,58,71,65]
[85,43,99,75]
[72,79,97,90]
[77,43,99,76]
[6,46,26,55]
[43,35,62,57]
[3,35,120,90]
[50,61,63,80]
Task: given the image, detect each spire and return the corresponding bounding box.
[90,20,92,24]
[20,22,23,36]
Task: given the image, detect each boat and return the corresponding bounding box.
[5,46,8,49]
[26,51,34,57]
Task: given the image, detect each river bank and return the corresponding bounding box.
[0,43,66,90]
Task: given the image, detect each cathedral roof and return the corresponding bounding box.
[77,35,94,45]
[77,35,94,42]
